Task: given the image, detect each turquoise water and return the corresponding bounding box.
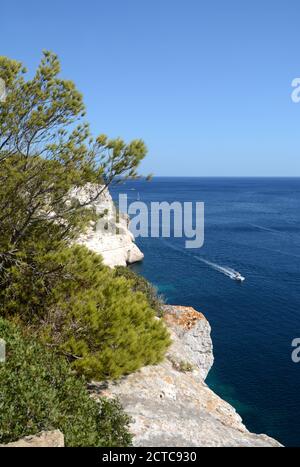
[111,177,300,446]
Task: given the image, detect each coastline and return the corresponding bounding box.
[89,305,281,447]
[76,186,282,447]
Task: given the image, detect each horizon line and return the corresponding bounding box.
[136,175,300,179]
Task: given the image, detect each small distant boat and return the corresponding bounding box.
[233,272,245,282]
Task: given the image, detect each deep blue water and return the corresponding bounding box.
[111,177,300,447]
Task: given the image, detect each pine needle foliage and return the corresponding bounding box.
[1,246,171,380]
[0,51,147,284]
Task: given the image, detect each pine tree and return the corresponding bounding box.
[0,51,147,283]
[1,245,171,380]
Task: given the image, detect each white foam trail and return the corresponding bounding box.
[194,257,238,279]
[161,239,241,280]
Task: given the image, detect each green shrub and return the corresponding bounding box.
[114,266,165,317]
[0,318,132,446]
[177,360,195,373]
[1,246,171,380]
[0,52,147,292]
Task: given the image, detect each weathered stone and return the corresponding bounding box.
[90,305,282,447]
[163,305,214,380]
[1,430,64,447]
[70,183,144,268]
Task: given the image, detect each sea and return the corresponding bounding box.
[111,177,300,447]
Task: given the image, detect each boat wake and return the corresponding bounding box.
[160,239,245,281]
[194,257,241,280]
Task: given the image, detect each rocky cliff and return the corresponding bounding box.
[1,430,64,447]
[2,185,282,447]
[70,183,144,268]
[90,305,281,447]
[3,307,282,447]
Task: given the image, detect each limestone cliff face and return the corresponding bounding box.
[70,183,144,268]
[90,305,281,447]
[4,309,282,447]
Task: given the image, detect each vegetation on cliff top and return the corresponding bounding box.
[1,245,170,380]
[0,50,147,285]
[115,266,165,317]
[0,318,132,447]
[0,51,170,443]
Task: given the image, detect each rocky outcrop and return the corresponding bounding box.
[90,305,281,447]
[70,184,144,268]
[163,305,214,380]
[1,430,64,447]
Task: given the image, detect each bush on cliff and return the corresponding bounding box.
[114,266,165,317]
[0,51,146,291]
[1,245,171,380]
[0,318,132,447]
[0,51,168,445]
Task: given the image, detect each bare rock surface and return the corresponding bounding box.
[90,305,282,447]
[70,183,144,268]
[1,430,64,447]
[163,305,214,380]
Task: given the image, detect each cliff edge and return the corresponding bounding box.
[90,305,281,447]
[70,184,144,268]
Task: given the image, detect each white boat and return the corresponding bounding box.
[233,272,245,282]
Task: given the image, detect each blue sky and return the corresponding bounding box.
[1,0,300,176]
